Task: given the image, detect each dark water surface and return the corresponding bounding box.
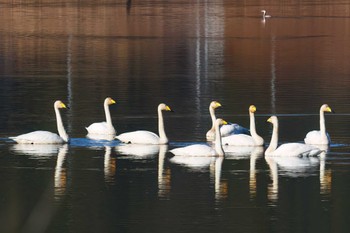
[0,1,350,232]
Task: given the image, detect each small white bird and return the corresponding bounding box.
[261,10,271,19]
[86,97,116,140]
[115,103,172,145]
[304,104,333,145]
[10,100,69,144]
[265,116,323,157]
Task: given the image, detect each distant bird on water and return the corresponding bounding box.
[261,10,271,19]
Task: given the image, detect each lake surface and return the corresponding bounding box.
[0,1,350,232]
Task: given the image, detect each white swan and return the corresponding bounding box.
[86,97,116,140]
[170,119,227,156]
[206,101,248,141]
[265,116,323,157]
[304,104,333,145]
[221,105,264,146]
[115,103,172,144]
[10,100,69,144]
[261,10,271,19]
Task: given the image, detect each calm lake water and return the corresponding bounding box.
[0,1,350,232]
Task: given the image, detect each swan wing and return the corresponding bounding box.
[220,123,249,137]
[272,143,322,157]
[221,134,255,146]
[304,130,330,145]
[10,131,65,144]
[170,144,216,156]
[116,130,160,144]
[86,122,116,135]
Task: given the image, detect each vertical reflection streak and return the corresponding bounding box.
[265,157,278,204]
[195,0,201,113]
[158,145,171,199]
[66,34,73,133]
[270,36,276,114]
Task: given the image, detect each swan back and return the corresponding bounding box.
[116,130,161,145]
[10,131,66,144]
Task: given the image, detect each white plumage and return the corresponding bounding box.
[261,10,271,18]
[221,105,264,146]
[10,100,69,144]
[86,97,116,140]
[206,101,249,141]
[170,119,227,157]
[304,104,333,145]
[115,103,172,145]
[265,116,323,157]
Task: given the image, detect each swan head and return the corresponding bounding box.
[54,100,67,109]
[215,118,228,127]
[261,10,266,14]
[105,97,116,105]
[158,103,172,112]
[321,104,333,113]
[249,105,257,113]
[210,101,222,109]
[267,115,278,125]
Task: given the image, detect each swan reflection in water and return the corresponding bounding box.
[224,146,264,199]
[11,143,62,157]
[265,149,330,204]
[54,145,68,198]
[115,144,159,159]
[116,144,171,198]
[169,153,226,200]
[10,144,69,200]
[158,145,171,199]
[103,146,116,183]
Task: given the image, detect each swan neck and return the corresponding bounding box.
[55,106,69,142]
[104,101,113,127]
[158,107,168,144]
[266,121,278,154]
[214,123,224,156]
[209,106,216,130]
[250,112,257,136]
[320,109,326,136]
[250,112,263,145]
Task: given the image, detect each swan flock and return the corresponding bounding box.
[9,99,333,158]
